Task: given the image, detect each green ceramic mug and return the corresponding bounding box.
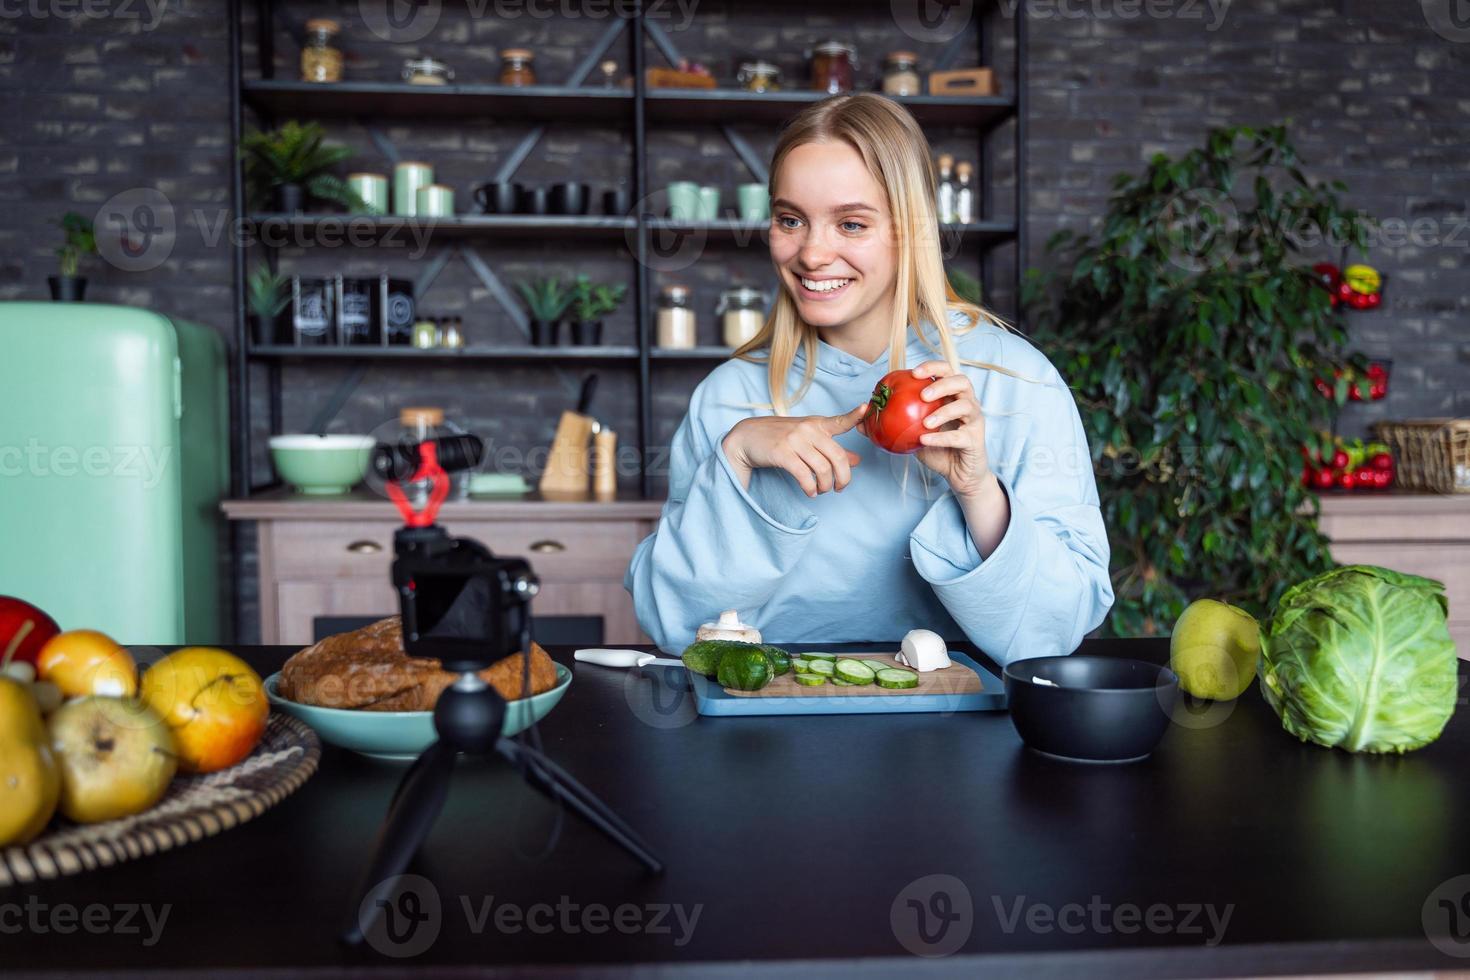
[667,181,700,221]
[348,173,388,214]
[416,183,454,218]
[394,161,434,216]
[697,186,721,221]
[737,182,769,222]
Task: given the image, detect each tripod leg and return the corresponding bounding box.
[341,740,458,946]
[498,737,663,874]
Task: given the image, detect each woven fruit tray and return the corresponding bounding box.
[0,712,320,887]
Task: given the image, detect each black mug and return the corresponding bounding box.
[474,182,520,214]
[549,182,590,216]
[602,187,631,216]
[520,186,550,215]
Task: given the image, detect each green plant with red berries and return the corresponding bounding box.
[1024,124,1375,637]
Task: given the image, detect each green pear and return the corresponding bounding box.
[1169,599,1261,701]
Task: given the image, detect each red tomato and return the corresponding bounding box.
[1338,470,1358,490]
[0,596,61,667]
[1331,449,1350,469]
[864,370,946,455]
[1312,468,1336,490]
[1370,452,1394,470]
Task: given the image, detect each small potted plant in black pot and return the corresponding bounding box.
[569,275,626,346]
[240,120,368,214]
[50,212,96,302]
[515,276,572,346]
[247,265,290,346]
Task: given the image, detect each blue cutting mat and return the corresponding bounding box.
[690,650,1007,717]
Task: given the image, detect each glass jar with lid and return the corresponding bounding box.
[881,51,921,96]
[809,41,856,94]
[300,18,343,83]
[656,285,696,349]
[403,57,454,86]
[499,48,536,87]
[715,287,767,348]
[736,61,782,93]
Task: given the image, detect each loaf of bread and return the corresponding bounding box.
[278,616,558,711]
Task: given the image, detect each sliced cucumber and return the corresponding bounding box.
[831,678,858,687]
[793,672,827,686]
[801,652,838,662]
[875,668,919,690]
[790,658,812,674]
[805,659,836,678]
[834,659,876,684]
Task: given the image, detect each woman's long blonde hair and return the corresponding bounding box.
[732,93,1033,415]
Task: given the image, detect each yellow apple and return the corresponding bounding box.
[1170,598,1261,701]
[48,696,177,824]
[36,630,137,699]
[0,677,61,845]
[140,648,267,774]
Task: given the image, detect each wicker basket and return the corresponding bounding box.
[1372,419,1470,494]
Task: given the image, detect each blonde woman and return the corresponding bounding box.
[625,94,1113,665]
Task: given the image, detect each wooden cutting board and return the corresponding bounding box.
[722,653,984,698]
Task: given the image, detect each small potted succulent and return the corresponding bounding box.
[247,265,291,346]
[515,276,573,346]
[50,212,96,302]
[240,120,368,214]
[569,275,626,346]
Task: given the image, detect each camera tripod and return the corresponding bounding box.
[342,439,663,947]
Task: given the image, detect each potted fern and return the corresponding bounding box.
[515,276,572,346]
[50,212,96,302]
[1023,123,1373,637]
[240,120,368,214]
[569,275,626,346]
[247,265,291,346]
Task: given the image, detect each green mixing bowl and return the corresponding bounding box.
[264,663,573,761]
[269,434,374,494]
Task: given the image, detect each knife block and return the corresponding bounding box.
[539,410,595,495]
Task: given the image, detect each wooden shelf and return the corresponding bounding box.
[650,346,737,360]
[242,80,1015,131]
[644,89,1016,129]
[248,344,639,362]
[247,213,636,240]
[243,80,632,121]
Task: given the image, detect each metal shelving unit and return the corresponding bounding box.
[226,1,1028,503]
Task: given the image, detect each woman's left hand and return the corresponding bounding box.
[908,361,993,499]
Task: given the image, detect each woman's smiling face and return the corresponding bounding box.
[770,140,897,344]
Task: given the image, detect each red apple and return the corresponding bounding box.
[0,597,61,669]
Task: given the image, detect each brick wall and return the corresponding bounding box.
[1,0,1466,640]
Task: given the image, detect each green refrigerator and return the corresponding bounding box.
[0,303,229,644]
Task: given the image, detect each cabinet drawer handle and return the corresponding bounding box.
[346,540,383,555]
[529,540,566,554]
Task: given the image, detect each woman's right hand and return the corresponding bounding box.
[721,403,868,496]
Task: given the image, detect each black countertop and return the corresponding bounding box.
[6,637,1469,977]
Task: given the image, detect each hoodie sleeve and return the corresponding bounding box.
[624,380,819,652]
[907,373,1114,666]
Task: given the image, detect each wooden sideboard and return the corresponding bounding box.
[223,492,664,646]
[224,490,1470,655]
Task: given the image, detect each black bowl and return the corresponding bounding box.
[549,181,590,215]
[1003,656,1178,763]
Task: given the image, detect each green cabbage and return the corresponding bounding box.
[1259,565,1458,753]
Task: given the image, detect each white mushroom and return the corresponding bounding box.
[899,629,952,672]
[695,610,762,645]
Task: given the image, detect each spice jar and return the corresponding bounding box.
[499,48,536,87]
[439,316,464,349]
[881,51,921,96]
[809,41,856,94]
[716,287,767,348]
[656,285,696,349]
[411,317,439,349]
[402,57,454,86]
[736,61,782,93]
[300,19,343,84]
